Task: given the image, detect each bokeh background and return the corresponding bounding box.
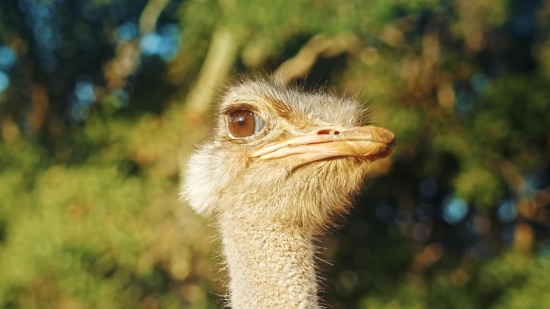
[1,0,550,308]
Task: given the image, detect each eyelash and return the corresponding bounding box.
[221,103,257,114]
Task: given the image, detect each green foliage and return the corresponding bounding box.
[0,113,216,308]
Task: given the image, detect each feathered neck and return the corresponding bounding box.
[218,212,320,309]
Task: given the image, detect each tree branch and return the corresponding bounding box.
[183,27,240,117]
[271,33,360,86]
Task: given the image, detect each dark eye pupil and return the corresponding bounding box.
[227,110,263,138]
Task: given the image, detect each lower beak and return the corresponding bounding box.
[251,125,396,165]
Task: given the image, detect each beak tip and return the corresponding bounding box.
[390,136,397,146]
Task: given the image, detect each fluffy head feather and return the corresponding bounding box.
[183,78,382,232]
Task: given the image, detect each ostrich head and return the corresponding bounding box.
[183,78,395,232]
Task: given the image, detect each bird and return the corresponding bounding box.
[182,77,396,309]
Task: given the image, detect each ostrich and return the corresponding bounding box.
[182,78,395,309]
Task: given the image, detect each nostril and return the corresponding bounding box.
[317,129,340,135]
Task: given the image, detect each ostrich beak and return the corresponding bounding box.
[251,125,396,165]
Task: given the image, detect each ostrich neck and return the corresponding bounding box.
[219,213,320,309]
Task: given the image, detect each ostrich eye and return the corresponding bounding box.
[227,110,264,138]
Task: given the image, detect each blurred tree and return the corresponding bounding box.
[0,0,549,308]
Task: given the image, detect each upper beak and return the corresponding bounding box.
[251,125,396,166]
